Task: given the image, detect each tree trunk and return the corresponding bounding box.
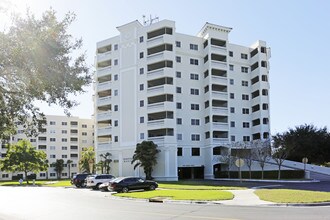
[261,167,264,180]
[278,164,281,180]
[25,170,29,184]
[249,167,252,179]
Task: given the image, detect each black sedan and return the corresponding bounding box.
[108,177,158,193]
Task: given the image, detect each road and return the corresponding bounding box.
[0,186,329,220]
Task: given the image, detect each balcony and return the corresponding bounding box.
[147,68,173,80]
[97,141,112,151]
[211,76,227,85]
[97,66,111,78]
[212,122,228,130]
[211,91,228,100]
[211,60,227,70]
[147,118,174,129]
[97,96,111,106]
[211,45,227,55]
[97,51,112,63]
[147,51,173,64]
[97,111,112,121]
[147,85,174,97]
[97,81,112,92]
[147,34,173,48]
[97,126,112,136]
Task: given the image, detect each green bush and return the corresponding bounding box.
[215,170,305,179]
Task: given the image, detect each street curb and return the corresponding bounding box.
[214,178,320,183]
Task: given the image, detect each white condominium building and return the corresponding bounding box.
[0,115,94,180]
[94,19,271,181]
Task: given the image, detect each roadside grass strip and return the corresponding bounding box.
[0,180,71,187]
[114,189,234,201]
[158,183,245,190]
[255,189,330,203]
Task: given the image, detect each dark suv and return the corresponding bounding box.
[71,173,91,188]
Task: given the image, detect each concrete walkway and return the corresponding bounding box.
[215,189,274,206]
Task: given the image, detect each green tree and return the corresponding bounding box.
[52,159,65,180]
[100,152,112,174]
[272,134,289,179]
[0,139,47,184]
[0,9,91,140]
[79,147,95,173]
[131,141,160,180]
[67,159,73,178]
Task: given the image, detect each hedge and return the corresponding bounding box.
[214,170,305,179]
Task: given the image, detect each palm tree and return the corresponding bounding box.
[45,159,49,179]
[79,147,95,173]
[52,159,65,179]
[131,141,160,180]
[100,152,112,174]
[67,159,73,178]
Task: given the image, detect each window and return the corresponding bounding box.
[50,130,55,134]
[230,93,235,99]
[114,74,118,81]
[263,118,269,124]
[177,147,182,156]
[139,84,144,91]
[176,41,181,47]
[190,58,199,65]
[62,155,67,159]
[243,122,250,128]
[176,102,182,109]
[192,148,200,156]
[190,73,199,80]
[177,133,183,140]
[30,139,36,142]
[262,75,268,82]
[242,94,249,100]
[50,138,56,142]
[191,134,200,141]
[50,121,56,125]
[176,56,181,63]
[191,104,199,110]
[114,105,118,111]
[70,154,78,158]
[139,36,144,43]
[139,68,144,75]
[241,53,248,59]
[176,71,181,78]
[229,51,233,57]
[191,119,200,125]
[82,124,87,128]
[139,117,144,123]
[114,120,118,127]
[230,107,235,113]
[114,44,118,50]
[230,121,235,127]
[114,136,118,142]
[262,89,269,96]
[70,146,78,150]
[230,79,234,85]
[82,132,87,136]
[242,108,250,114]
[2,174,9,178]
[50,173,56,177]
[190,44,198,50]
[114,59,118,65]
[139,52,144,59]
[242,80,248,87]
[50,155,56,159]
[176,87,182,93]
[190,88,199,95]
[61,138,67,142]
[50,146,56,150]
[140,133,144,139]
[62,122,67,126]
[62,146,67,150]
[243,136,250,142]
[241,67,249,73]
[177,118,182,125]
[140,100,144,107]
[229,65,234,71]
[231,135,236,142]
[114,89,118,96]
[39,173,46,177]
[262,103,269,110]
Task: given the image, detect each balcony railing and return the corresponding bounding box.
[211,60,227,69]
[97,66,111,78]
[97,81,112,92]
[97,126,112,136]
[97,111,112,121]
[97,96,111,106]
[211,107,228,115]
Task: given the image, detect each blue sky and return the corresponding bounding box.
[1,0,330,134]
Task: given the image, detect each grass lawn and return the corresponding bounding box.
[158,182,245,190]
[255,189,330,203]
[0,180,72,187]
[115,189,234,201]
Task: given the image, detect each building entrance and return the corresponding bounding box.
[178,166,204,179]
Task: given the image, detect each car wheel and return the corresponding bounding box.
[122,187,129,193]
[149,185,156,191]
[95,183,101,190]
[107,186,112,192]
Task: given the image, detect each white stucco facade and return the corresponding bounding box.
[0,115,94,180]
[94,20,271,181]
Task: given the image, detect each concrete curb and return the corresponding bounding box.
[214,178,320,183]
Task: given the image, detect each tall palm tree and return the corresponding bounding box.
[52,159,65,179]
[100,152,112,174]
[131,141,160,180]
[79,146,95,173]
[67,159,73,178]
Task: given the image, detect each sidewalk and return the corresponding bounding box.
[216,189,274,206]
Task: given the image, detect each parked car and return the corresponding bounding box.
[71,173,91,188]
[86,174,115,190]
[98,178,117,191]
[108,177,158,193]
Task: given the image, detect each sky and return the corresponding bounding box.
[1,0,330,134]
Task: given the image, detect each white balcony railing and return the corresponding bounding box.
[97,81,111,92]
[97,126,112,136]
[97,66,111,77]
[97,96,111,106]
[97,111,112,121]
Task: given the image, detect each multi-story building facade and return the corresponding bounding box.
[0,115,94,180]
[94,19,271,181]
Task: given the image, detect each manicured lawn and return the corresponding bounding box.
[158,182,245,190]
[0,180,72,187]
[115,189,234,201]
[255,189,330,203]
